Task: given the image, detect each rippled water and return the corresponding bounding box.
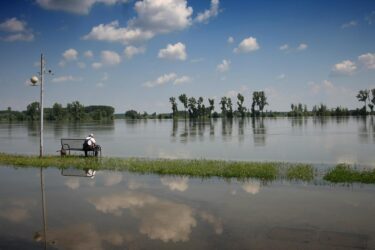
[0,117,375,166]
[0,166,374,249]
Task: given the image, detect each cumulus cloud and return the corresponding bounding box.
[143,73,190,87]
[195,0,220,23]
[101,50,121,65]
[63,48,78,61]
[0,17,26,32]
[227,36,234,44]
[160,177,189,191]
[297,43,308,51]
[217,59,230,73]
[52,75,82,83]
[158,42,187,61]
[0,17,34,42]
[331,60,357,75]
[84,50,94,58]
[341,20,358,29]
[36,0,129,15]
[124,45,145,59]
[308,80,354,96]
[279,44,289,51]
[358,53,375,69]
[234,37,259,53]
[83,0,193,45]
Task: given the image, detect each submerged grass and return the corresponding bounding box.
[323,163,375,184]
[0,153,374,184]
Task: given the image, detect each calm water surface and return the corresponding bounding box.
[0,166,374,249]
[0,117,375,166]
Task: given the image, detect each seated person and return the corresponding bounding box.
[83,133,99,156]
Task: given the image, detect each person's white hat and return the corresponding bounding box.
[89,133,94,137]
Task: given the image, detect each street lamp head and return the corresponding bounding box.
[30,76,39,86]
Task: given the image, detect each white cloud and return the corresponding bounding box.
[195,0,220,23]
[124,45,146,59]
[103,173,123,186]
[279,44,289,51]
[331,60,357,75]
[277,73,286,80]
[62,48,78,61]
[297,43,308,51]
[144,73,177,88]
[341,20,358,29]
[92,62,103,69]
[0,17,26,32]
[36,0,129,15]
[158,42,187,61]
[0,17,34,42]
[83,0,193,45]
[217,59,230,73]
[234,36,259,53]
[173,75,190,85]
[101,50,121,65]
[160,177,189,191]
[227,36,234,44]
[308,80,354,96]
[84,50,94,58]
[52,75,82,83]
[358,53,375,69]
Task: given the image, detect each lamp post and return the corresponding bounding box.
[30,53,52,158]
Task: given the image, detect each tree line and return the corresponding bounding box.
[0,101,114,121]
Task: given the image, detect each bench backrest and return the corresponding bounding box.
[61,138,86,150]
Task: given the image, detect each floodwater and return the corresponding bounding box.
[0,166,374,249]
[0,117,375,166]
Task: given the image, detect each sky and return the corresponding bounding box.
[0,0,374,113]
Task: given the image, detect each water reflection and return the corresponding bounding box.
[251,118,266,147]
[160,176,189,192]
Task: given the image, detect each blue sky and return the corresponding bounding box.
[0,0,374,113]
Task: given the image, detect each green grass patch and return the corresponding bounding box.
[323,163,375,184]
[286,164,314,182]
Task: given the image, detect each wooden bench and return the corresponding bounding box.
[60,138,102,157]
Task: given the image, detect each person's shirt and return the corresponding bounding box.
[85,136,96,146]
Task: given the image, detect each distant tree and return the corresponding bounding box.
[178,94,188,119]
[67,101,85,121]
[7,107,12,121]
[51,103,64,120]
[237,93,246,117]
[227,98,233,118]
[251,91,260,116]
[26,102,40,121]
[208,98,215,118]
[197,97,204,118]
[188,97,197,118]
[169,97,178,118]
[369,89,375,115]
[220,97,228,117]
[125,110,140,119]
[356,89,370,114]
[258,91,268,114]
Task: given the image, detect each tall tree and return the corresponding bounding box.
[178,94,188,119]
[197,97,204,118]
[356,89,369,113]
[369,89,375,115]
[258,91,268,114]
[67,101,85,121]
[208,98,215,118]
[188,97,197,118]
[169,97,178,118]
[227,98,233,118]
[237,93,246,117]
[51,102,64,120]
[26,102,40,121]
[220,97,228,117]
[251,91,260,116]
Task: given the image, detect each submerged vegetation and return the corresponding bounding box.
[0,153,374,184]
[324,164,375,184]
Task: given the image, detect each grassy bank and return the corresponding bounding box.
[0,153,373,184]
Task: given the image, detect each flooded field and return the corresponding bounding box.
[0,166,374,249]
